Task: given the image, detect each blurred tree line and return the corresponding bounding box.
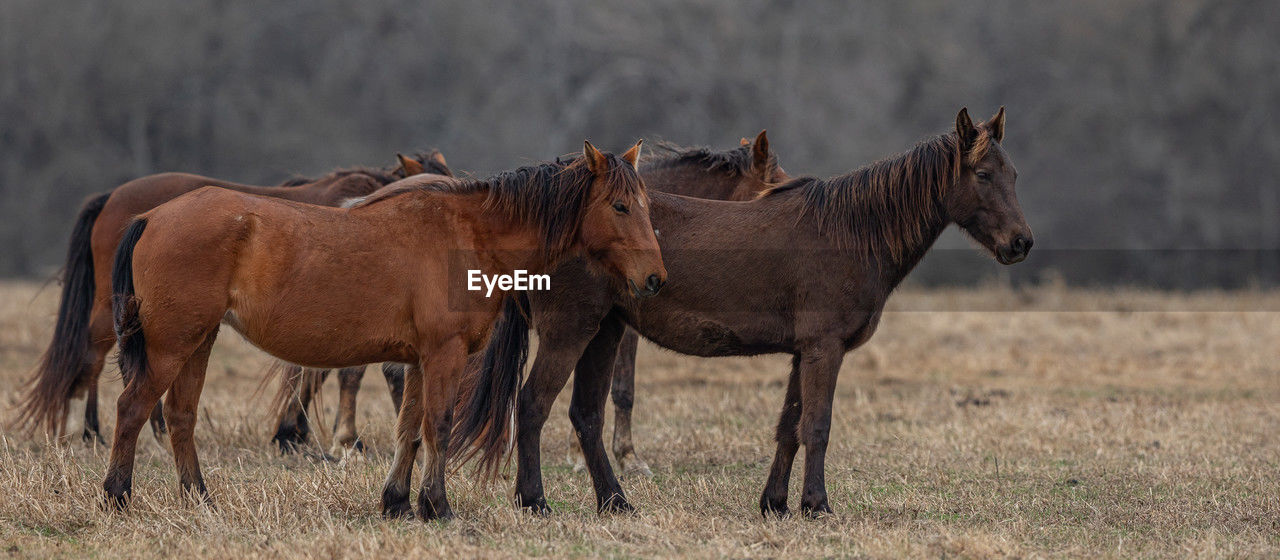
[1,0,1277,286]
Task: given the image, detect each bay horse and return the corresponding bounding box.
[456,108,1032,517]
[268,131,789,462]
[104,142,665,521]
[11,152,450,444]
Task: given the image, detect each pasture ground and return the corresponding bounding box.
[1,280,1278,558]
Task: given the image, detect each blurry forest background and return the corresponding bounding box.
[1,0,1277,287]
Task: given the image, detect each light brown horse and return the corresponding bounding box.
[12,152,450,444]
[105,142,665,521]
[268,131,788,462]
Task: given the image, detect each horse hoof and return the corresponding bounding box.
[420,507,454,522]
[82,429,106,446]
[517,495,552,516]
[759,495,790,518]
[621,460,653,480]
[801,501,833,519]
[381,502,414,519]
[599,495,635,515]
[101,491,129,512]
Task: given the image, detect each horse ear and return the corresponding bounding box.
[397,154,426,177]
[620,139,643,170]
[430,150,448,169]
[987,106,1006,143]
[955,108,978,151]
[750,130,771,175]
[583,140,608,175]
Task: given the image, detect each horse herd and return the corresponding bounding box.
[10,107,1031,521]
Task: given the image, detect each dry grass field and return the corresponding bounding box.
[1,280,1279,558]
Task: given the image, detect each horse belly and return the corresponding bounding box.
[630,310,789,357]
[223,298,413,368]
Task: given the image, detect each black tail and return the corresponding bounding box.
[112,218,149,388]
[12,192,111,435]
[450,294,531,478]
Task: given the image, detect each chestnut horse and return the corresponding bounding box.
[12,152,450,444]
[268,131,789,461]
[105,142,665,521]
[457,108,1032,517]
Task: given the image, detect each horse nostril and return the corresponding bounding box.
[1014,235,1033,254]
[645,274,663,294]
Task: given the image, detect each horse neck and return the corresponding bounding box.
[880,213,949,289]
[801,166,954,289]
[452,193,559,275]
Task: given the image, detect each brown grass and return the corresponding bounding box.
[2,280,1279,558]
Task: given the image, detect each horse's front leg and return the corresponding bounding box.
[380,364,423,519]
[515,332,598,514]
[381,362,407,413]
[330,366,368,456]
[760,355,802,517]
[417,338,467,521]
[567,315,632,514]
[795,340,845,518]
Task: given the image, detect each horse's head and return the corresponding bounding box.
[736,130,790,196]
[579,140,667,297]
[395,151,452,179]
[945,107,1033,265]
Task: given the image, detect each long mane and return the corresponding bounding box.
[353,155,644,260]
[758,132,987,262]
[642,141,770,176]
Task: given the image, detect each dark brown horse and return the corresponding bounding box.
[104,142,664,521]
[268,132,789,460]
[457,108,1032,517]
[11,152,450,444]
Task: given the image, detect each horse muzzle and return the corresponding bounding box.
[996,235,1033,265]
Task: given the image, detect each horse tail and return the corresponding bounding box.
[112,218,149,388]
[450,293,531,478]
[11,191,111,435]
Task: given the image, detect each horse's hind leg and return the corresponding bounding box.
[568,315,632,514]
[103,351,189,508]
[271,364,307,452]
[759,355,802,517]
[76,304,116,445]
[164,328,217,502]
[609,329,650,478]
[381,363,406,413]
[381,364,423,518]
[330,366,367,456]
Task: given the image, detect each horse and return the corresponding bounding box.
[104,142,665,522]
[11,152,451,445]
[267,131,789,462]
[455,108,1032,517]
[576,130,789,476]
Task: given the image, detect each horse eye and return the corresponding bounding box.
[976,171,992,181]
[612,201,630,214]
